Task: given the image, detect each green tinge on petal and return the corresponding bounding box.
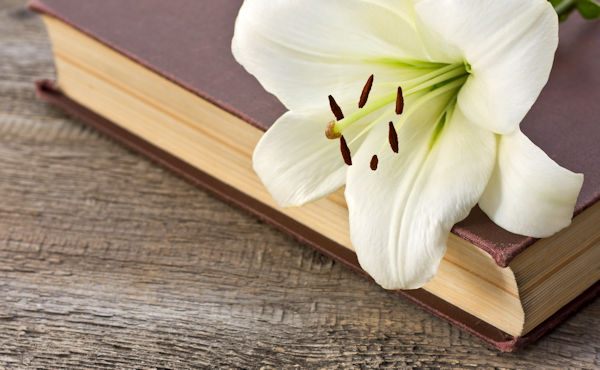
[367,57,449,70]
[346,96,496,289]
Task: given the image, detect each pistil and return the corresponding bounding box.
[326,90,399,139]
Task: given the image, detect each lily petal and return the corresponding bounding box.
[232,0,430,112]
[253,109,370,207]
[479,130,584,238]
[345,104,496,289]
[414,0,558,134]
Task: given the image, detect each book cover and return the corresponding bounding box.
[29,0,600,351]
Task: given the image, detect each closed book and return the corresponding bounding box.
[29,0,600,351]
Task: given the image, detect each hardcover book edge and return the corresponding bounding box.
[34,80,600,352]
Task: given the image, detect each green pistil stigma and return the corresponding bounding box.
[326,120,342,139]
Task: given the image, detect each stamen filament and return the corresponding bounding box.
[336,76,468,141]
[375,76,469,156]
[375,63,464,90]
[402,63,465,90]
[326,60,469,140]
[403,66,468,96]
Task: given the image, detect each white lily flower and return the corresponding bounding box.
[231,0,584,289]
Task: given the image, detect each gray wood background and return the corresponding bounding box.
[0,0,598,367]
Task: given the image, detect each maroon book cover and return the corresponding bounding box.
[29,0,600,351]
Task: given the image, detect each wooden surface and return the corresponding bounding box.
[0,1,598,367]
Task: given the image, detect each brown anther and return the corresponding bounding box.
[328,95,344,121]
[340,136,352,166]
[395,86,404,115]
[388,121,399,153]
[370,155,378,171]
[358,74,374,108]
[325,120,341,139]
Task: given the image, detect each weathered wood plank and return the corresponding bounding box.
[0,0,598,367]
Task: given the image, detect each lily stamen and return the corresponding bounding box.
[388,121,399,153]
[358,74,374,108]
[325,63,469,140]
[340,135,352,166]
[350,76,468,150]
[328,94,344,121]
[396,87,404,115]
[370,155,379,171]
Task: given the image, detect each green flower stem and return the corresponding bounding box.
[554,0,577,16]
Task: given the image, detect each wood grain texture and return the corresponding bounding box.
[0,0,598,367]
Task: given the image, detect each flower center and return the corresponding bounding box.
[325,61,470,169]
